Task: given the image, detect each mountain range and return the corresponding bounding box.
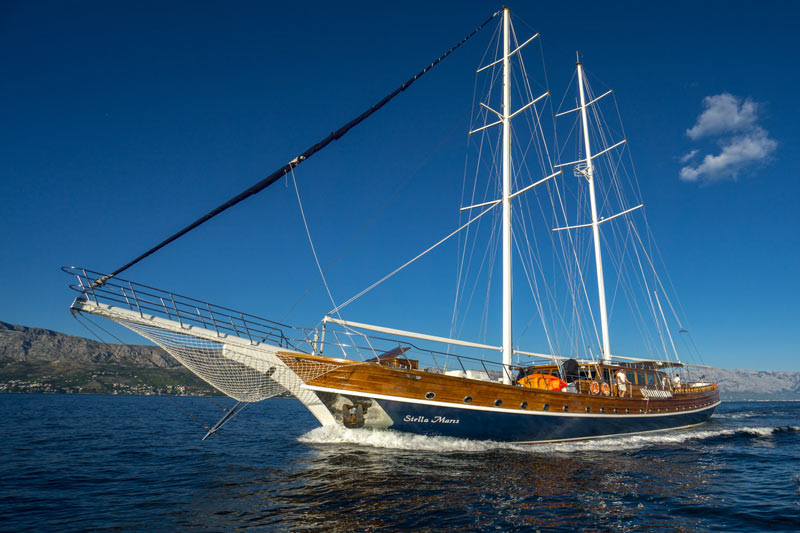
[1,321,797,400]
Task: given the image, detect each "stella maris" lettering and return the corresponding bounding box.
[403,414,460,424]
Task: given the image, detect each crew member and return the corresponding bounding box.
[616,368,629,397]
[672,374,681,389]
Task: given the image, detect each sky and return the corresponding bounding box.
[1,0,798,371]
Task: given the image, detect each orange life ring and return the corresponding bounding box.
[601,382,611,396]
[590,381,600,395]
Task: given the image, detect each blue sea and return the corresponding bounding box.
[1,395,798,531]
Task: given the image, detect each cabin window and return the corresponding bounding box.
[543,403,550,411]
[585,406,591,413]
[463,396,473,404]
[520,401,528,409]
[425,392,436,400]
[603,369,611,382]
[636,372,646,385]
[625,371,634,383]
[647,374,656,386]
[494,399,503,407]
[563,405,569,412]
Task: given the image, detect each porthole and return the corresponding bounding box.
[543,403,550,411]
[425,392,436,400]
[648,408,653,413]
[666,408,669,412]
[494,399,503,407]
[639,408,644,413]
[520,401,528,410]
[563,405,569,412]
[463,396,473,404]
[585,406,591,413]
[625,408,630,414]
[613,408,618,414]
[600,407,605,414]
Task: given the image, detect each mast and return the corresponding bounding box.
[577,57,612,362]
[501,7,513,383]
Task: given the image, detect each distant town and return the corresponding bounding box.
[2,320,798,400]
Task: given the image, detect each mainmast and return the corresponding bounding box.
[576,57,612,362]
[470,8,549,382]
[501,7,513,383]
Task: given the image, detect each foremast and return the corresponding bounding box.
[576,57,611,363]
[501,7,513,383]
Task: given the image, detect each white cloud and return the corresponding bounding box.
[680,93,775,184]
[686,93,759,140]
[679,127,777,183]
[679,149,698,163]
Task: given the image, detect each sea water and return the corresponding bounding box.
[1,394,798,531]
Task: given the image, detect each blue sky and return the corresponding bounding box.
[1,1,797,371]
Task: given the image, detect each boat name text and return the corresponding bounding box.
[403,415,460,424]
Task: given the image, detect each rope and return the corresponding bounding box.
[92,12,499,288]
[70,310,224,434]
[329,202,499,315]
[290,167,348,358]
[290,167,340,319]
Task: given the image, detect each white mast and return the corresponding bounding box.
[577,57,612,362]
[501,7,513,383]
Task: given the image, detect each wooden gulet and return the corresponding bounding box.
[65,7,719,444]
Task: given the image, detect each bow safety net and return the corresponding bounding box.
[117,319,342,403]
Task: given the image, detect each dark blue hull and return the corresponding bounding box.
[374,397,719,443]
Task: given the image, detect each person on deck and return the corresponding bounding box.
[673,374,681,389]
[616,368,629,397]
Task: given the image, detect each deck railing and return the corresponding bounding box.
[63,266,316,351]
[64,266,712,394]
[63,266,520,382]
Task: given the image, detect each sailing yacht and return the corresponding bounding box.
[65,8,719,443]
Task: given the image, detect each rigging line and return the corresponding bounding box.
[290,167,349,359]
[289,169,338,317]
[512,231,556,359]
[165,395,215,433]
[71,311,116,345]
[91,12,500,288]
[629,222,685,330]
[453,104,494,333]
[72,310,128,346]
[550,144,602,352]
[456,206,500,342]
[283,116,467,321]
[628,221,668,357]
[453,123,502,335]
[455,21,498,324]
[330,202,499,316]
[71,311,221,428]
[204,398,275,430]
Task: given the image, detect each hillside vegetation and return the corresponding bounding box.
[1,321,797,399]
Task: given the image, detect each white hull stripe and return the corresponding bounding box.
[303,384,720,419]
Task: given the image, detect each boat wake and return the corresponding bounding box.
[299,425,799,454]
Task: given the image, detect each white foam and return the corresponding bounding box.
[298,424,798,454]
[299,425,521,452]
